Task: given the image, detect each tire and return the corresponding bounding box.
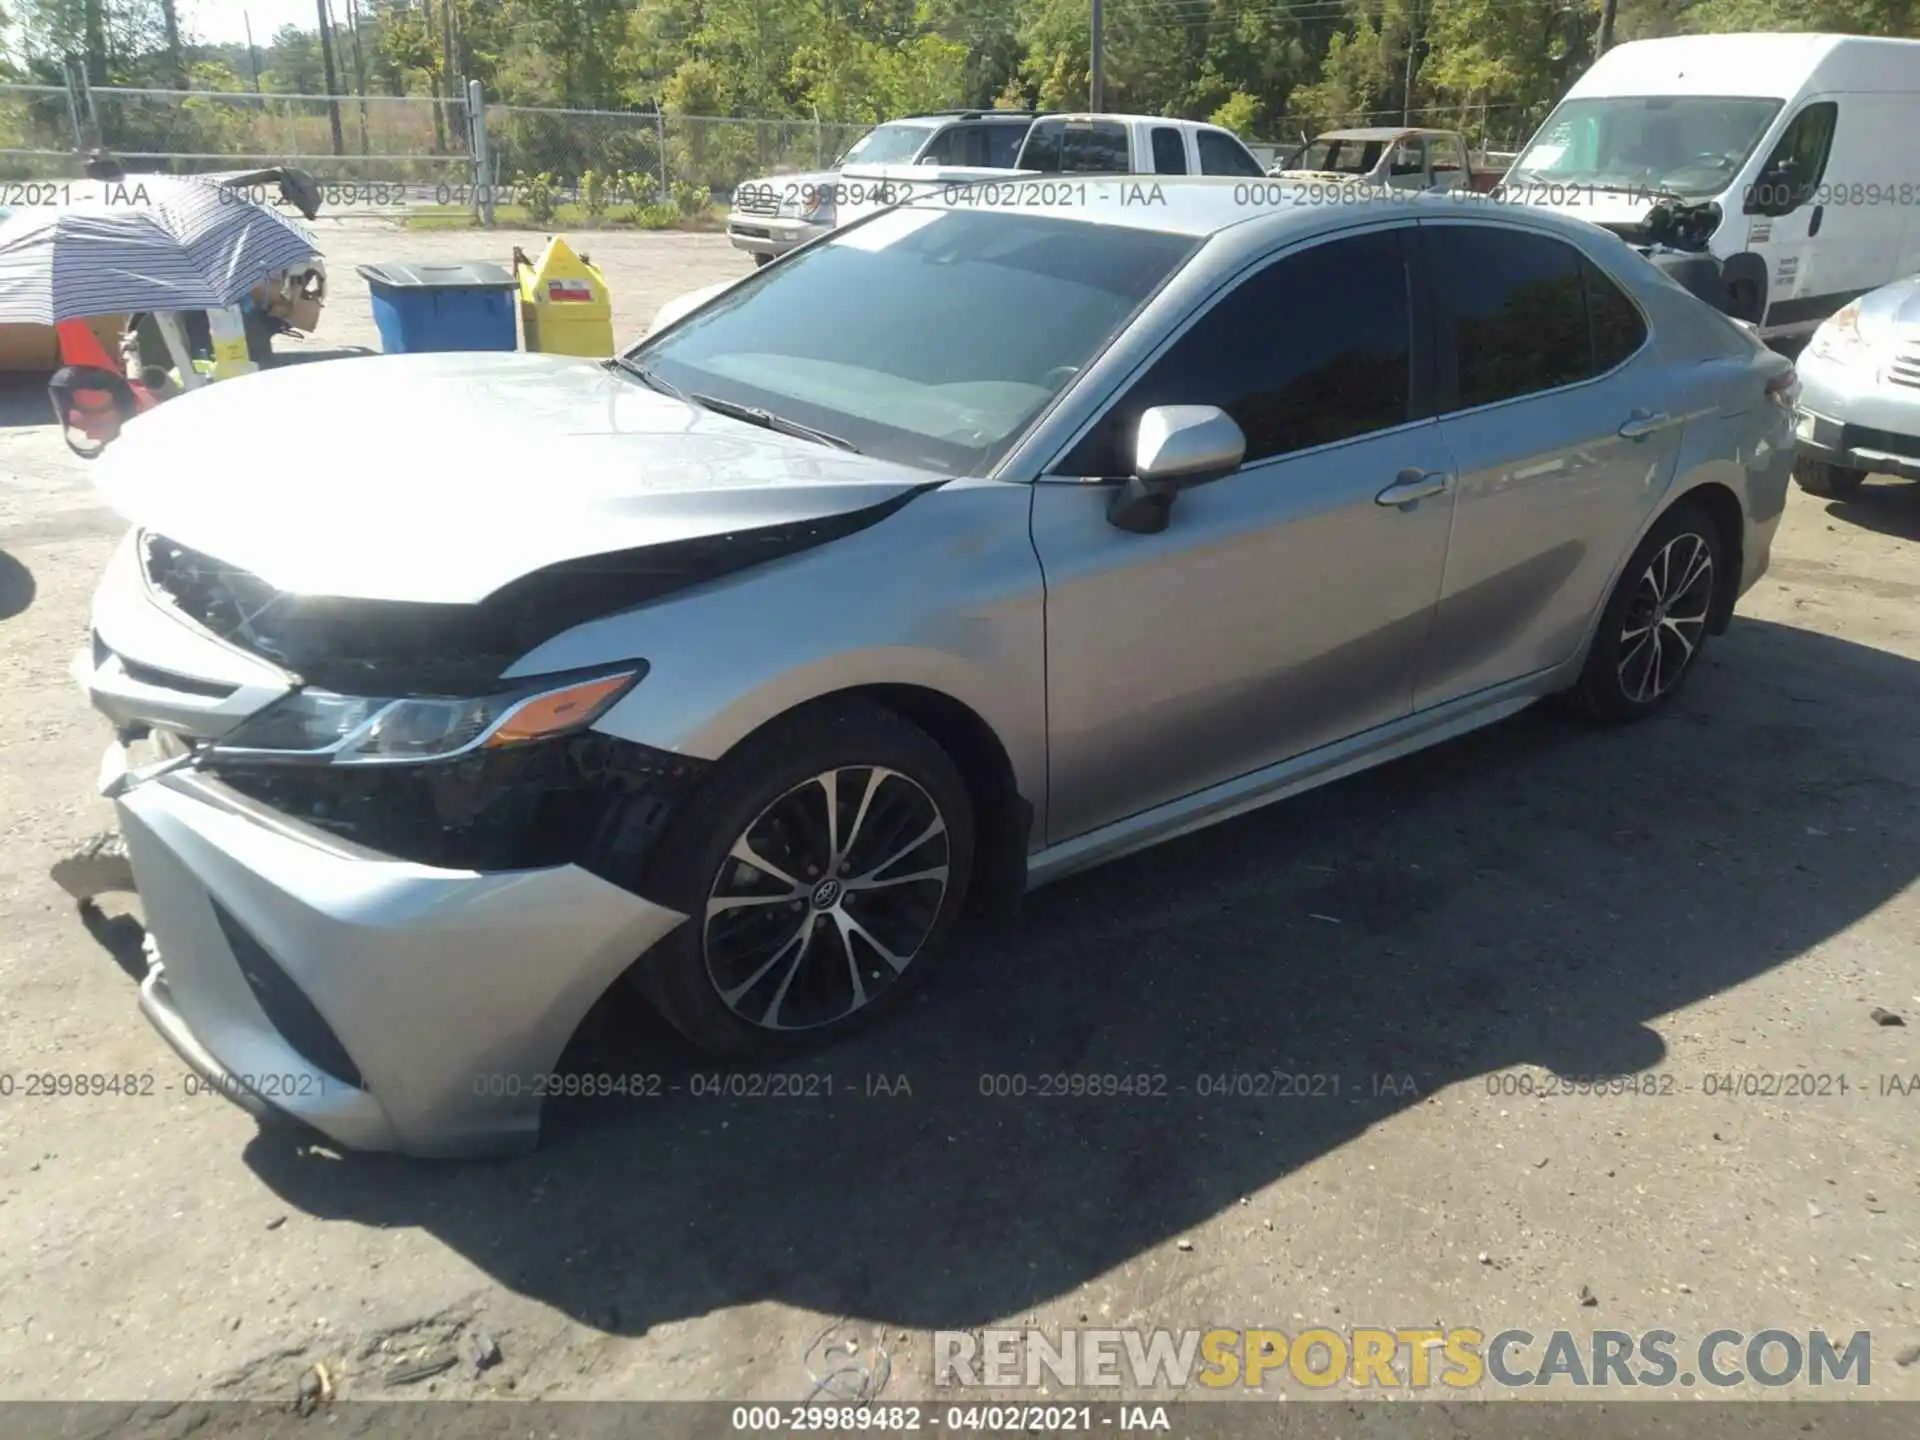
[1567,500,1726,722]
[1792,453,1867,498]
[631,699,975,1059]
[752,253,772,268]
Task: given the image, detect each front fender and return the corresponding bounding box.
[511,478,1050,834]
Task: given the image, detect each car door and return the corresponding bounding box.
[1741,100,1839,330]
[1384,135,1429,192]
[1787,94,1907,318]
[1410,219,1681,712]
[1029,223,1458,843]
[1428,134,1468,192]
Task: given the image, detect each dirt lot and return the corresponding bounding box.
[0,222,1916,1410]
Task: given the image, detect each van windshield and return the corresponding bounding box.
[1506,95,1784,198]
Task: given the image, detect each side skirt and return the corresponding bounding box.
[1024,666,1570,891]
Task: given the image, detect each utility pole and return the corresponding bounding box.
[243,12,263,93]
[1597,0,1618,56]
[1090,0,1104,110]
[316,0,344,155]
[1402,14,1417,125]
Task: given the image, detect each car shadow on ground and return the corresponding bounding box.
[238,615,1920,1339]
[0,550,33,620]
[1824,482,1920,542]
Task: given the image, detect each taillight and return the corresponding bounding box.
[1766,367,1800,410]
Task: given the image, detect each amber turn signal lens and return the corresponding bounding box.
[484,673,636,748]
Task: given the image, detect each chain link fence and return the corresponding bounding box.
[0,75,1546,213]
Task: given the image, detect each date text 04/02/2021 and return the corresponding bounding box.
[729,1405,1171,1432]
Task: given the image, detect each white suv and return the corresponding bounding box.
[727,110,1037,264]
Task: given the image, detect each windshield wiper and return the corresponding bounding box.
[688,392,860,452]
[608,355,693,403]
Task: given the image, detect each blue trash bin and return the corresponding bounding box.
[356,261,519,353]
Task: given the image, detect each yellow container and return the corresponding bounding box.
[515,236,613,356]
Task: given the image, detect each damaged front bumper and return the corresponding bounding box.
[99,737,690,1157]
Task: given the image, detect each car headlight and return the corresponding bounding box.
[779,186,835,225]
[211,668,641,765]
[1806,301,1869,365]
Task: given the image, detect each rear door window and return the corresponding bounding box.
[1423,224,1594,409]
[1151,126,1189,174]
[1197,129,1266,176]
[1023,120,1132,174]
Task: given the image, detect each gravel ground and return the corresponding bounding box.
[0,222,1916,1410]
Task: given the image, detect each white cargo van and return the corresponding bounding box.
[1503,33,1920,338]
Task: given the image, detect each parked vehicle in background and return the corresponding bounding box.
[1013,114,1266,178]
[1790,271,1920,496]
[1502,32,1920,339]
[727,110,1037,264]
[1277,127,1505,193]
[79,184,1796,1157]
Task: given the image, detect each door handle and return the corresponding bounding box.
[1808,203,1824,237]
[1617,410,1672,440]
[1375,468,1450,506]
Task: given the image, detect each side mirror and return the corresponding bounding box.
[1106,405,1246,534]
[1743,159,1800,217]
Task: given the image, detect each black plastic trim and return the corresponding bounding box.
[1764,287,1871,332]
[206,732,712,882]
[209,898,366,1090]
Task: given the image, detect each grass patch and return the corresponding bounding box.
[402,201,727,232]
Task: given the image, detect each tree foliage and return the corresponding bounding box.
[0,0,1914,157]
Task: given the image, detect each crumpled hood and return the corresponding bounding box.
[96,350,939,604]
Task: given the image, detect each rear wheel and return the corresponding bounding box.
[1567,501,1725,721]
[632,699,974,1058]
[1792,453,1868,498]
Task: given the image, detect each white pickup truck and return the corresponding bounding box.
[726,111,1268,265]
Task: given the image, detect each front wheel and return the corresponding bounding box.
[632,699,974,1058]
[1567,501,1726,721]
[1792,454,1867,498]
[752,252,772,268]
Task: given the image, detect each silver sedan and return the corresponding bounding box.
[77,184,1797,1156]
[1790,274,1920,495]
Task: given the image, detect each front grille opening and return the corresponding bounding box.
[209,899,366,1090]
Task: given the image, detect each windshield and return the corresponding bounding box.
[1286,138,1382,176]
[836,122,938,167]
[1506,95,1784,198]
[628,208,1198,475]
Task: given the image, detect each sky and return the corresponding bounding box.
[189,0,322,47]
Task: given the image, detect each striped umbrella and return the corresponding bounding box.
[0,175,320,326]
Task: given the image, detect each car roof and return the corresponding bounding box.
[895,176,1622,243]
[1313,127,1417,142]
[1570,32,1920,99]
[1028,113,1225,130]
